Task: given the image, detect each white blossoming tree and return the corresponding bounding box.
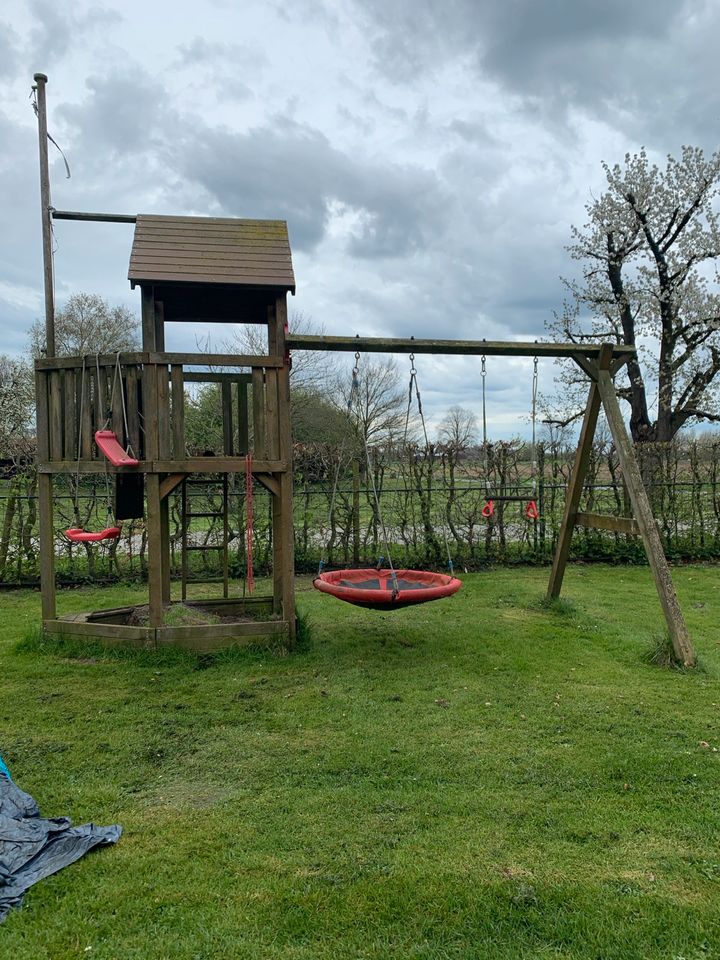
[550,147,720,443]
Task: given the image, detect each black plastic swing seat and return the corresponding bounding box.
[65,526,121,543]
[313,568,462,610]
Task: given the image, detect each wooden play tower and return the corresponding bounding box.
[33,75,296,649]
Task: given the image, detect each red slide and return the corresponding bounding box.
[95,430,139,467]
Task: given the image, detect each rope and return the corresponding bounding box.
[245,453,255,593]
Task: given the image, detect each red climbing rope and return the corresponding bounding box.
[245,453,255,594]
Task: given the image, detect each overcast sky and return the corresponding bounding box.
[2,0,718,436]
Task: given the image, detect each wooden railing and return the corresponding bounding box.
[35,352,285,472]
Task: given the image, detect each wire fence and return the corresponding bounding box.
[1,437,720,585]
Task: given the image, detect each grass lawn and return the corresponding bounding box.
[1,564,719,959]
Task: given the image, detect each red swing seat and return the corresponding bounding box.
[95,430,139,467]
[65,527,121,543]
[313,568,462,610]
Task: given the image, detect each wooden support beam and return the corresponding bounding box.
[547,344,613,599]
[287,334,636,360]
[575,512,640,536]
[159,473,185,500]
[255,473,280,497]
[51,209,137,223]
[275,297,296,641]
[596,370,695,666]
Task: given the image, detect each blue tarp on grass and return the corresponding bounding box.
[0,761,121,921]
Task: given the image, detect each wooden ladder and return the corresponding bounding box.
[180,475,230,600]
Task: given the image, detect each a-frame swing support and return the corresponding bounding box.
[288,334,696,668]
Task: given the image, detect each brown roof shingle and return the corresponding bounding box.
[128,215,295,292]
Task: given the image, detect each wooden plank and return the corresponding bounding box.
[252,368,267,459]
[149,352,282,368]
[157,363,171,459]
[130,250,294,265]
[286,335,636,360]
[154,299,165,351]
[35,352,148,370]
[45,619,155,646]
[264,368,280,460]
[597,370,695,666]
[547,344,613,599]
[126,365,140,457]
[130,268,293,285]
[152,458,285,474]
[170,365,185,459]
[80,365,93,460]
[575,512,641,536]
[238,381,249,455]
[131,237,291,251]
[63,369,76,461]
[34,370,50,461]
[48,370,63,460]
[184,596,273,614]
[221,381,234,456]
[141,285,156,350]
[38,473,56,620]
[143,363,159,460]
[184,372,252,384]
[37,458,285,474]
[156,620,289,648]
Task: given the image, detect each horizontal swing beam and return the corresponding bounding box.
[51,209,137,224]
[286,334,636,360]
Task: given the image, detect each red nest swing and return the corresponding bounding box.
[314,568,462,610]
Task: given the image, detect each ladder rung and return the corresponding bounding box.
[184,544,226,551]
[186,512,224,518]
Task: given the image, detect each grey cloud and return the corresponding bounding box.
[352,0,717,145]
[0,22,20,79]
[26,0,121,66]
[177,115,451,257]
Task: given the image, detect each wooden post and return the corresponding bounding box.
[547,345,613,599]
[596,371,695,666]
[34,73,55,357]
[146,473,164,629]
[273,297,296,641]
[35,370,56,620]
